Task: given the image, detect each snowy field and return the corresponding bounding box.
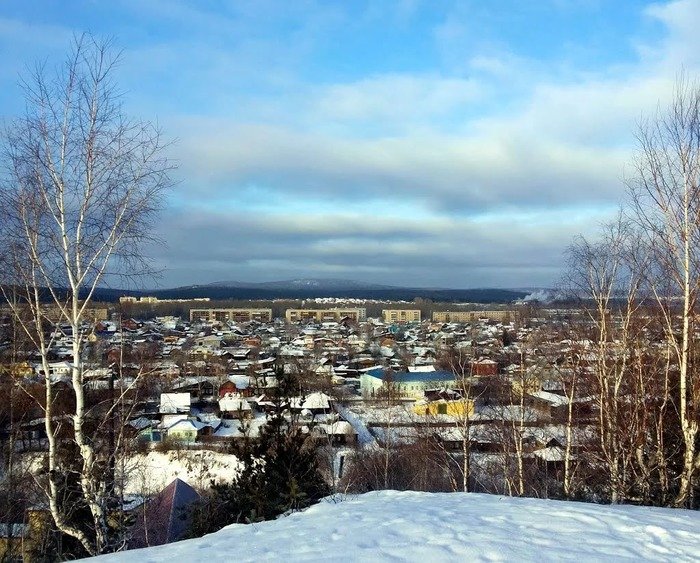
[93,490,700,562]
[120,450,240,494]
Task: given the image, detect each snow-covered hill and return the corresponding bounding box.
[93,490,700,562]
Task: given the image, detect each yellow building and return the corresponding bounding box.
[0,361,33,378]
[0,509,52,562]
[190,308,273,323]
[413,398,475,417]
[285,308,367,323]
[382,309,421,323]
[42,304,108,322]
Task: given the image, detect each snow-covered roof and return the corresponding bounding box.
[213,415,267,439]
[219,394,252,412]
[324,421,355,435]
[407,365,436,373]
[533,446,571,462]
[222,374,250,389]
[129,417,155,431]
[165,418,197,432]
[529,391,569,407]
[160,392,191,414]
[291,392,332,411]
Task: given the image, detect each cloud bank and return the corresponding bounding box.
[1,0,699,288]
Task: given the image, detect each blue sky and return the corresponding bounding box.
[1,0,699,289]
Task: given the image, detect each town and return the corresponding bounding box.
[0,296,611,556]
[3,2,700,560]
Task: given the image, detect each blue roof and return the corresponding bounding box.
[366,368,455,383]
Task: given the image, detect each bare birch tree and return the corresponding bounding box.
[430,345,478,492]
[628,77,700,507]
[565,216,646,503]
[0,34,173,555]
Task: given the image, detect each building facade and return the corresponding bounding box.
[432,310,518,323]
[285,308,367,323]
[360,368,456,399]
[190,308,273,323]
[382,309,421,323]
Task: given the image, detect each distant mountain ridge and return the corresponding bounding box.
[201,278,396,291]
[97,278,531,304]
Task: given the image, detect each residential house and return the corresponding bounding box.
[218,394,253,419]
[291,392,333,415]
[164,419,198,443]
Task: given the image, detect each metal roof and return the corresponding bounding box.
[365,368,455,383]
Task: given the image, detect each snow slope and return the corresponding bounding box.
[93,490,700,562]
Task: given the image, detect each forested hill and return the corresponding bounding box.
[93,283,529,303]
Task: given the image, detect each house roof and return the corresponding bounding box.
[129,478,200,549]
[129,417,154,431]
[407,365,436,373]
[291,392,332,410]
[365,368,455,384]
[219,394,252,412]
[472,358,498,365]
[227,374,250,389]
[160,392,191,414]
[325,421,355,435]
[165,419,197,432]
[533,446,569,462]
[529,391,569,407]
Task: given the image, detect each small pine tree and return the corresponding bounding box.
[189,368,329,534]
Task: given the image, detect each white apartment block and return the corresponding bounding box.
[285,308,367,323]
[382,309,421,323]
[432,310,518,323]
[190,308,273,323]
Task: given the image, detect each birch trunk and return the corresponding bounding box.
[0,34,172,555]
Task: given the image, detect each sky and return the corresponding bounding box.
[1,0,699,290]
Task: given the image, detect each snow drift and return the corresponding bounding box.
[93,490,700,562]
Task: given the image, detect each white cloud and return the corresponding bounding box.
[644,0,700,69]
[171,119,628,214]
[313,73,484,125]
[5,0,700,287]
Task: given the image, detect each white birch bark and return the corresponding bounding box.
[0,34,173,554]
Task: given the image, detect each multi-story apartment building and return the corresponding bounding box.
[190,308,273,323]
[42,305,109,322]
[285,308,367,323]
[120,296,211,304]
[382,309,421,323]
[432,310,518,323]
